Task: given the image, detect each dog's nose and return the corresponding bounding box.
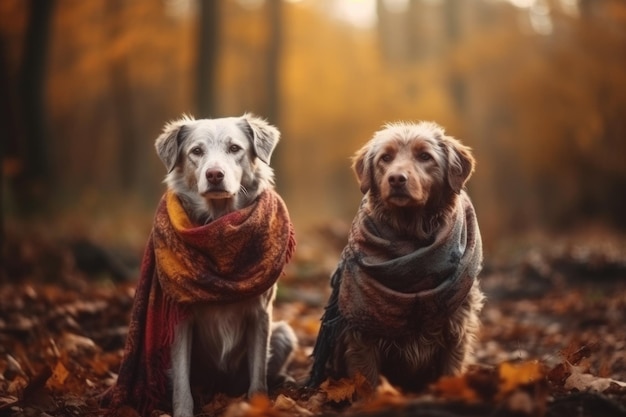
[388,173,407,187]
[206,169,225,185]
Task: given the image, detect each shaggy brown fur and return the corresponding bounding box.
[310,121,485,391]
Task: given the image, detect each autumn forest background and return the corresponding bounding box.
[1,0,626,416]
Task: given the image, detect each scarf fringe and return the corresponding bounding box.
[287,223,296,264]
[161,294,188,347]
[145,293,189,415]
[308,265,345,387]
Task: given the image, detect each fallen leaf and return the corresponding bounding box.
[547,362,569,385]
[358,376,407,411]
[319,373,371,403]
[374,376,401,398]
[499,361,543,395]
[7,375,28,396]
[202,393,241,416]
[564,364,626,392]
[0,395,19,411]
[223,394,281,417]
[432,374,479,403]
[223,400,251,417]
[46,360,70,389]
[320,376,356,403]
[274,394,313,416]
[5,354,26,378]
[353,372,374,399]
[301,391,326,414]
[58,333,98,356]
[506,390,534,414]
[559,344,592,366]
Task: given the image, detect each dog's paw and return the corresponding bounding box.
[172,392,194,417]
[172,408,194,417]
[269,373,295,389]
[247,384,268,399]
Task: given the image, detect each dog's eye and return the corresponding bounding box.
[381,154,393,162]
[190,147,203,156]
[229,144,242,153]
[418,152,432,161]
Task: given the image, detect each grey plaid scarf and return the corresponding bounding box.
[310,191,482,385]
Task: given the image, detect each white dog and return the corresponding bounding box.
[155,114,296,417]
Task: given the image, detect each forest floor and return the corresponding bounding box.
[1,224,626,417]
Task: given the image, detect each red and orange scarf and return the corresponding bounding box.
[101,190,295,415]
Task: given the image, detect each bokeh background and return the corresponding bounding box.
[2,0,626,261]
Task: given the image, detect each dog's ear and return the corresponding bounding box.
[352,144,373,194]
[443,135,475,194]
[241,114,280,165]
[155,115,194,173]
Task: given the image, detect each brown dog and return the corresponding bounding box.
[310,121,484,391]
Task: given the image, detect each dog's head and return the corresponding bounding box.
[155,114,280,221]
[352,121,475,212]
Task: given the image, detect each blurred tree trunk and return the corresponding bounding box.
[0,41,18,235]
[444,0,466,114]
[15,0,56,213]
[266,0,282,127]
[196,1,219,118]
[107,0,137,190]
[264,0,286,189]
[377,0,409,63]
[407,0,417,60]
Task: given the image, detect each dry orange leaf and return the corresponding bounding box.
[47,360,69,389]
[247,393,275,416]
[374,376,401,398]
[358,376,406,412]
[432,375,479,403]
[353,372,374,399]
[223,393,277,417]
[320,372,372,403]
[320,376,357,403]
[273,394,313,416]
[498,361,543,394]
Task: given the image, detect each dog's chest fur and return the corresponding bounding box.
[339,280,483,390]
[192,289,274,372]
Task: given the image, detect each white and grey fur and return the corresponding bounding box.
[154,114,296,417]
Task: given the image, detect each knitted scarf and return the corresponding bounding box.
[101,189,296,416]
[310,191,481,385]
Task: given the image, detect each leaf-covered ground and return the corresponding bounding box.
[1,226,626,416]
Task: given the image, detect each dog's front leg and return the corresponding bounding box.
[247,309,270,396]
[344,330,380,388]
[171,318,193,417]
